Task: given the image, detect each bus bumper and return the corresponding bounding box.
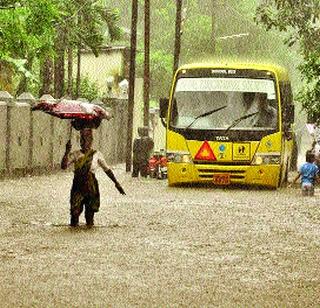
[167,163,281,188]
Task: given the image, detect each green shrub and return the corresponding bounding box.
[72,75,105,102]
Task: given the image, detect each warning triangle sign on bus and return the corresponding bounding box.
[194,140,216,161]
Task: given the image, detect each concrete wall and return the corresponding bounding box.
[0,91,133,178]
[9,102,30,171]
[53,118,70,166]
[32,111,52,168]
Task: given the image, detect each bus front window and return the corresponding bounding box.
[170,77,278,131]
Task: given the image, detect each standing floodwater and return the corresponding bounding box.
[0,169,319,306]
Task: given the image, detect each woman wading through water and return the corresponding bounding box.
[61,128,126,227]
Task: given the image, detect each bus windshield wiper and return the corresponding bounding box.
[224,111,259,133]
[185,105,227,129]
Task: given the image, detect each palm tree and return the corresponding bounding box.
[51,0,122,99]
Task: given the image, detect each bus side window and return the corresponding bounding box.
[280,81,294,130]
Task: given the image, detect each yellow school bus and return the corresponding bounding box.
[159,62,295,188]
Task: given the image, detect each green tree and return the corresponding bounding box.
[0,0,60,94]
[0,0,122,97]
[105,0,302,101]
[256,0,320,121]
[71,74,105,102]
[53,0,122,98]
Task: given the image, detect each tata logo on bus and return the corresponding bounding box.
[195,141,217,161]
[215,136,229,141]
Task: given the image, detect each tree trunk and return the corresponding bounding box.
[125,0,138,172]
[67,47,73,97]
[212,0,216,53]
[76,45,81,98]
[39,57,53,97]
[173,0,183,75]
[143,0,150,127]
[0,61,13,93]
[75,11,82,99]
[54,27,66,99]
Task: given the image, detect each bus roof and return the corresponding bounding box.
[178,62,290,81]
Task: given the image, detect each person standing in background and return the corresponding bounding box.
[132,126,154,178]
[291,151,319,196]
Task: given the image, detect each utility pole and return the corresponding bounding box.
[126,0,138,172]
[173,0,183,75]
[143,0,150,127]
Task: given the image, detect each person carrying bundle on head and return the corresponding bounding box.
[61,128,125,227]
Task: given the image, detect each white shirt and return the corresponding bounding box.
[68,150,110,173]
[314,143,320,159]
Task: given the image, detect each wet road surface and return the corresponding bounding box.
[0,166,319,307]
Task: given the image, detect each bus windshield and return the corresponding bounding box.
[170,77,278,131]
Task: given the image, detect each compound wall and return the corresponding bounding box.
[0,92,130,178]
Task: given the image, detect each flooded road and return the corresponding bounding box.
[0,166,319,307]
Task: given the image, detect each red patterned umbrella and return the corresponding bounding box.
[32,99,112,130]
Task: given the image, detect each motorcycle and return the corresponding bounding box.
[148,151,167,179]
[148,154,159,179]
[158,155,168,179]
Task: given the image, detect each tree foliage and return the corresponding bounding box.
[0,1,60,71]
[0,0,122,97]
[71,74,105,102]
[1,0,303,102]
[256,0,320,120]
[111,0,301,100]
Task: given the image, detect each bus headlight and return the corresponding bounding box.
[252,153,281,165]
[167,152,193,163]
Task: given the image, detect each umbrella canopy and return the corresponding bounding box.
[32,99,112,130]
[32,99,111,120]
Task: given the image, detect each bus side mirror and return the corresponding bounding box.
[159,97,169,118]
[159,97,169,127]
[284,105,294,136]
[286,104,295,124]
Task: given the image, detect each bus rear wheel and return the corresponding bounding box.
[279,162,289,188]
